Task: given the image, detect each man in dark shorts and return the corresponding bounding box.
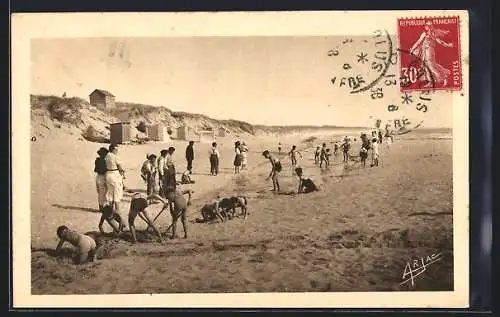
[262,150,282,192]
[128,193,163,243]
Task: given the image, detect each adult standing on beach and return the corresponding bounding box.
[157,149,168,197]
[241,142,248,170]
[105,144,128,229]
[185,141,195,175]
[209,142,220,176]
[233,141,242,174]
[94,147,109,212]
[164,146,177,190]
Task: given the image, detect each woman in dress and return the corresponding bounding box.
[94,147,109,212]
[240,142,248,170]
[233,141,242,174]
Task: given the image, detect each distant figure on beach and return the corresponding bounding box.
[295,167,319,194]
[278,142,282,155]
[185,141,195,174]
[359,133,371,167]
[341,138,351,163]
[288,145,302,168]
[209,142,220,176]
[371,138,380,167]
[334,142,339,156]
[128,193,163,244]
[241,142,248,170]
[314,146,321,165]
[234,141,243,174]
[55,225,96,264]
[319,143,328,168]
[325,149,331,168]
[164,147,177,190]
[262,150,282,192]
[105,144,128,230]
[141,153,158,202]
[157,149,168,197]
[94,147,109,213]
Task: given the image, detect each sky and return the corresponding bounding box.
[31,37,453,127]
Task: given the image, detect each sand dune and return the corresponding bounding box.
[31,130,453,294]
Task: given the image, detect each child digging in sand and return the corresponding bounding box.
[164,187,194,239]
[128,193,164,244]
[55,225,96,264]
[98,205,124,235]
[262,150,282,192]
[295,167,319,194]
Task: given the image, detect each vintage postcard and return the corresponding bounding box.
[11,10,469,308]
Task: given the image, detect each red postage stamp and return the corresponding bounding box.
[397,16,462,91]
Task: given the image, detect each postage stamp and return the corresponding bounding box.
[11,10,469,309]
[397,16,462,91]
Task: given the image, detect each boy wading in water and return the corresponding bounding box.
[341,138,351,163]
[295,167,319,194]
[262,150,282,192]
[314,146,321,165]
[55,226,96,264]
[288,145,302,169]
[319,143,328,168]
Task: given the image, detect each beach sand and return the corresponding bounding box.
[30,132,453,294]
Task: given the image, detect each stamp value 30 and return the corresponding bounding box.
[398,16,462,91]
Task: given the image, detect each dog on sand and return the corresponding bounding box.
[218,196,248,220]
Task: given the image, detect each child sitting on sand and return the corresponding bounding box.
[55,225,96,264]
[199,196,225,223]
[295,167,319,194]
[181,169,195,184]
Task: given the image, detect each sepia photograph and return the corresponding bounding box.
[12,11,469,308]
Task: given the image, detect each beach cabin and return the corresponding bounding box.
[147,123,170,141]
[199,130,216,143]
[176,125,197,141]
[89,89,116,110]
[110,122,131,144]
[218,126,230,138]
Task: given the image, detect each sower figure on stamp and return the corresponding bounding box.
[409,21,454,88]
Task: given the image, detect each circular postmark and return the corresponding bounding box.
[327,29,397,95]
[327,31,437,136]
